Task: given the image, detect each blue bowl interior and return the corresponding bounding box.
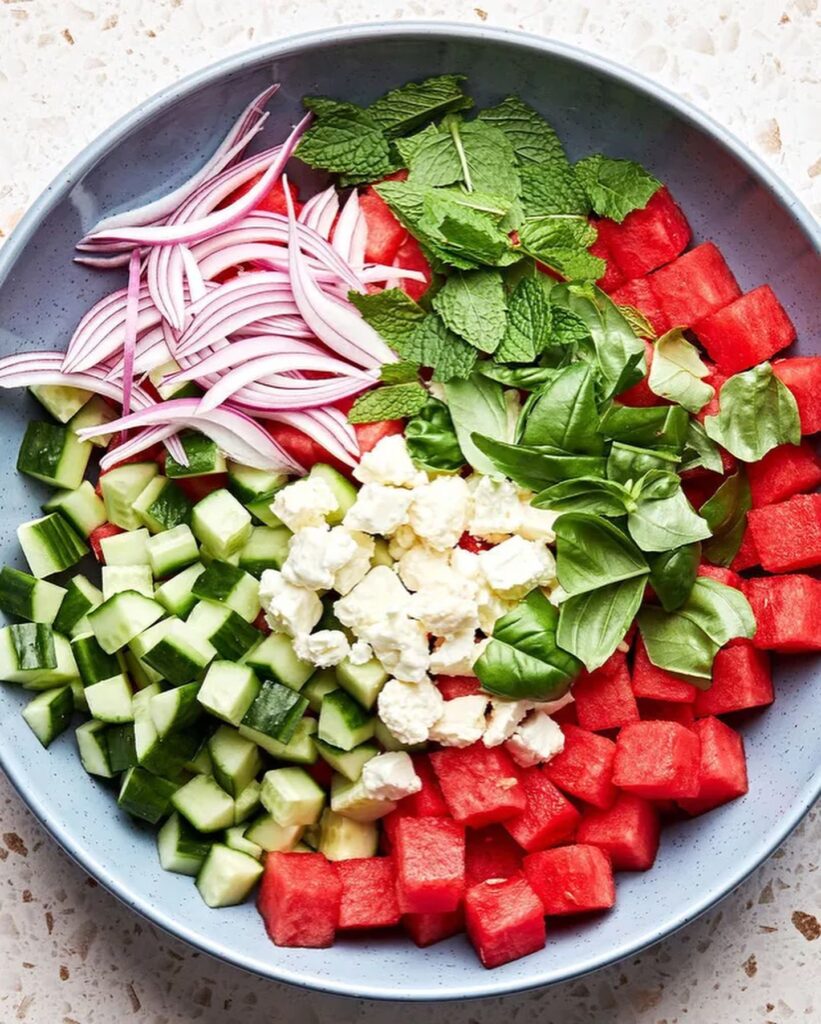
[0,24,818,1001]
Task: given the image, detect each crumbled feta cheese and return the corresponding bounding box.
[429,631,488,677]
[259,569,323,638]
[429,695,489,748]
[334,566,411,631]
[271,476,339,532]
[377,677,444,746]
[517,502,559,543]
[408,476,470,551]
[407,581,479,638]
[467,475,523,539]
[476,587,517,635]
[483,699,534,747]
[536,691,575,717]
[293,630,351,668]
[282,525,358,590]
[353,435,427,489]
[348,639,373,666]
[344,483,413,536]
[361,612,430,682]
[361,751,422,801]
[396,543,455,592]
[505,710,565,767]
[387,524,418,559]
[332,530,375,596]
[478,535,557,599]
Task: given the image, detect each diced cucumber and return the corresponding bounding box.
[75,719,114,777]
[53,575,102,635]
[8,623,56,672]
[134,476,193,534]
[185,740,213,777]
[208,725,263,798]
[149,360,202,401]
[0,567,66,624]
[245,499,283,528]
[224,826,262,860]
[200,548,241,569]
[88,591,165,653]
[71,633,123,685]
[233,779,261,824]
[17,514,88,578]
[315,738,378,782]
[146,525,199,577]
[30,383,91,422]
[371,537,394,568]
[191,561,259,621]
[133,685,201,776]
[195,843,263,907]
[302,668,340,712]
[149,682,202,738]
[307,464,358,524]
[142,619,215,686]
[125,643,162,688]
[22,686,74,747]
[240,679,308,745]
[118,766,178,824]
[105,723,137,773]
[70,676,88,712]
[330,773,396,822]
[100,529,150,566]
[42,482,107,537]
[336,657,389,711]
[185,600,260,660]
[165,433,226,478]
[100,463,159,530]
[192,489,252,559]
[237,526,291,577]
[154,562,204,618]
[85,675,134,723]
[373,718,427,753]
[244,633,313,691]
[0,626,78,688]
[239,716,317,764]
[243,814,303,853]
[102,565,154,601]
[260,767,325,827]
[197,661,261,726]
[157,812,212,875]
[302,822,321,850]
[17,421,92,490]
[68,395,117,447]
[172,774,235,832]
[318,689,375,752]
[318,808,378,861]
[227,464,287,504]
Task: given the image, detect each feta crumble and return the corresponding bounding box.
[344,483,413,536]
[353,435,426,489]
[408,476,470,551]
[348,639,374,666]
[293,630,351,668]
[282,525,358,591]
[259,570,323,638]
[483,699,534,748]
[429,694,489,748]
[271,476,339,532]
[468,475,523,539]
[377,677,444,746]
[334,566,411,631]
[478,535,557,599]
[361,751,422,801]
[505,710,566,767]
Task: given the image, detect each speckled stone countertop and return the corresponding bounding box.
[0,2,819,1022]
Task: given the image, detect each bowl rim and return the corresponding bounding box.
[0,19,819,1003]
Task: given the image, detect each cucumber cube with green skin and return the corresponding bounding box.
[0,568,66,625]
[244,633,313,691]
[88,591,165,653]
[307,464,358,524]
[208,725,263,798]
[165,433,226,478]
[75,719,114,778]
[245,499,284,528]
[237,526,292,578]
[30,384,91,422]
[185,740,212,777]
[224,826,263,860]
[318,689,376,752]
[241,716,318,764]
[118,766,178,824]
[336,657,389,711]
[261,767,325,827]
[134,476,193,534]
[157,812,212,875]
[53,576,103,635]
[241,679,308,744]
[302,669,340,712]
[233,779,262,824]
[149,682,202,739]
[172,774,236,832]
[314,738,378,782]
[17,421,93,490]
[70,676,88,713]
[186,600,260,661]
[22,685,74,748]
[146,525,199,578]
[191,561,259,621]
[70,632,123,685]
[192,489,252,559]
[84,675,134,723]
[141,619,216,686]
[319,808,378,861]
[100,463,159,530]
[154,563,204,618]
[0,629,78,689]
[17,514,88,578]
[105,723,137,773]
[195,843,263,908]
[102,565,154,601]
[227,464,287,504]
[243,814,303,853]
[42,481,107,538]
[9,623,56,672]
[100,529,151,566]
[197,661,261,726]
[330,773,396,822]
[133,686,203,776]
[67,395,117,447]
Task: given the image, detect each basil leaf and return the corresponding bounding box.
[649,543,701,612]
[471,435,607,490]
[368,75,472,137]
[444,374,511,476]
[575,155,661,223]
[474,591,582,701]
[405,399,465,473]
[348,382,429,423]
[607,442,680,486]
[627,484,712,553]
[599,404,690,452]
[533,477,635,517]
[557,576,646,672]
[648,328,715,413]
[699,471,751,567]
[494,276,553,363]
[432,269,508,353]
[554,513,649,596]
[683,577,756,647]
[477,362,560,391]
[680,419,725,474]
[704,362,801,462]
[518,363,604,454]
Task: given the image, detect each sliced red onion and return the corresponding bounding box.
[310,404,361,456]
[74,252,138,269]
[300,186,339,240]
[350,208,368,269]
[104,325,171,380]
[120,249,142,427]
[0,353,154,408]
[332,191,360,264]
[180,245,207,303]
[167,336,332,383]
[163,433,190,467]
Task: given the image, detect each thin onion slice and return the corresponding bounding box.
[120,248,142,427]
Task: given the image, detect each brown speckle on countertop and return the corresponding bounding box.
[4,832,28,856]
[742,953,757,977]
[791,910,820,941]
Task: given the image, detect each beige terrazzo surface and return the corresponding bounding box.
[0,1,819,1021]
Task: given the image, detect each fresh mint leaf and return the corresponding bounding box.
[432,269,508,353]
[367,75,473,136]
[557,576,646,672]
[599,404,690,452]
[401,124,463,187]
[648,543,702,612]
[443,374,511,476]
[380,361,420,384]
[518,217,603,282]
[518,363,604,454]
[478,96,568,168]
[405,399,465,472]
[348,382,428,423]
[575,154,661,223]
[471,436,607,491]
[520,163,589,217]
[699,471,751,567]
[548,306,592,348]
[456,120,521,203]
[399,314,477,382]
[348,288,427,350]
[533,476,635,517]
[553,512,649,596]
[421,191,519,267]
[297,100,394,179]
[627,482,712,553]
[495,276,552,363]
[704,362,801,462]
[648,328,714,413]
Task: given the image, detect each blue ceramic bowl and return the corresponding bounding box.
[0,22,818,1002]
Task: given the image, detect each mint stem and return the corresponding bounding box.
[448,119,473,192]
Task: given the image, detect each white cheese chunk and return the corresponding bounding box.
[478,535,557,599]
[332,530,375,596]
[271,476,339,532]
[353,435,427,489]
[361,751,422,801]
[259,569,323,638]
[334,566,411,631]
[343,483,413,536]
[377,677,444,746]
[505,710,566,767]
[293,630,351,668]
[408,476,470,551]
[282,525,358,591]
[429,630,488,678]
[467,475,523,539]
[483,699,534,747]
[407,581,479,638]
[361,612,430,683]
[429,695,489,748]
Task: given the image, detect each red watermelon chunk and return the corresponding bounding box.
[394,816,465,914]
[696,564,743,590]
[632,637,698,703]
[613,721,701,800]
[693,641,773,716]
[436,675,483,700]
[696,363,730,423]
[543,724,617,809]
[616,338,665,408]
[596,187,691,280]
[465,825,524,887]
[523,844,615,916]
[648,242,741,328]
[637,698,696,728]
[747,442,821,508]
[588,228,625,293]
[465,875,547,968]
[677,717,748,816]
[743,574,821,652]
[393,755,449,819]
[576,792,660,871]
[257,851,341,948]
[730,527,760,572]
[692,285,796,374]
[403,908,465,948]
[747,493,821,572]
[609,278,668,336]
[393,235,432,302]
[430,744,526,827]
[337,857,401,929]
[359,187,408,265]
[572,651,640,731]
[89,522,126,563]
[773,358,821,434]
[502,769,580,852]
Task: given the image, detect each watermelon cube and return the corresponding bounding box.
[572,650,640,731]
[637,698,696,728]
[632,637,697,703]
[257,852,341,948]
[677,717,748,816]
[596,187,691,280]
[543,724,617,809]
[743,574,821,652]
[353,418,405,455]
[393,235,432,302]
[696,564,743,590]
[403,908,465,948]
[773,358,821,434]
[609,278,668,336]
[465,825,524,887]
[692,285,796,374]
[359,187,408,265]
[393,816,465,914]
[589,228,626,293]
[576,792,660,870]
[747,493,821,572]
[731,527,760,572]
[747,443,821,508]
[502,768,580,852]
[436,675,483,699]
[337,857,401,929]
[465,875,546,968]
[429,744,526,827]
[394,755,449,819]
[523,844,615,916]
[695,363,730,423]
[649,242,741,328]
[693,641,773,716]
[613,721,701,799]
[616,339,666,408]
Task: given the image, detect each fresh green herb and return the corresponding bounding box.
[627,481,711,553]
[379,361,420,384]
[443,374,511,476]
[699,471,751,567]
[575,154,661,222]
[431,269,508,353]
[518,363,604,454]
[517,217,603,282]
[348,289,426,350]
[477,361,560,390]
[471,436,607,490]
[297,100,395,181]
[599,404,690,452]
[494,276,552,363]
[648,329,714,413]
[347,382,429,423]
[367,75,472,136]
[553,513,649,596]
[680,419,725,474]
[607,442,680,485]
[405,315,478,382]
[532,476,635,517]
[520,163,589,217]
[404,399,465,472]
[477,96,569,168]
[617,305,656,340]
[648,543,702,612]
[557,576,646,672]
[549,306,593,348]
